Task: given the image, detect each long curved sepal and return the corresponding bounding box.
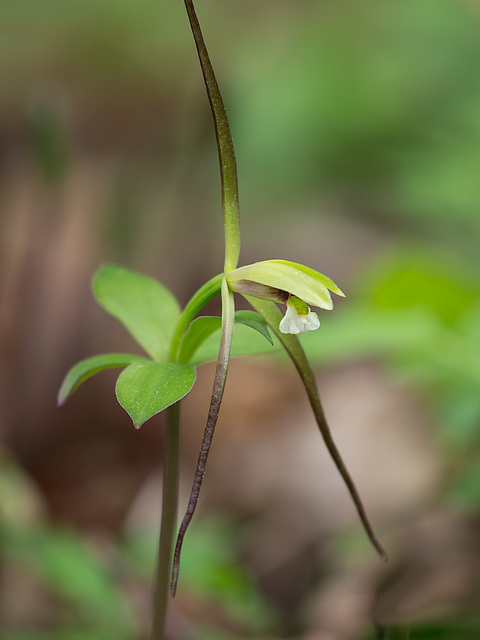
[171,278,236,596]
[245,296,388,563]
[184,0,240,273]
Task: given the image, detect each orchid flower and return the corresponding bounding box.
[171,0,386,596]
[226,258,345,334]
[59,1,387,630]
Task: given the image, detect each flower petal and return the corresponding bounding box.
[227,279,288,303]
[279,301,320,334]
[227,260,343,310]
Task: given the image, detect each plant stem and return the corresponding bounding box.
[169,272,223,363]
[151,401,181,640]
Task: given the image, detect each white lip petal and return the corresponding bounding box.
[279,303,320,335]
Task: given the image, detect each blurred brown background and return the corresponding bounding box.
[1,1,480,638]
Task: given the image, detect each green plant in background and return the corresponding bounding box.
[300,244,480,510]
[367,616,480,640]
[0,447,139,640]
[58,0,386,637]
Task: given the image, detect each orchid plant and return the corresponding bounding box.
[58,1,386,637]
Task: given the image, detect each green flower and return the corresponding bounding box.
[226,259,345,334]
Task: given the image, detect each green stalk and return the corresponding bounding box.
[169,273,223,363]
[151,401,181,640]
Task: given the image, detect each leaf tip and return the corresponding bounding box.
[56,383,70,408]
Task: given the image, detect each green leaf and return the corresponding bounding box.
[177,316,222,364]
[93,264,180,361]
[57,353,148,407]
[177,312,273,365]
[189,322,277,366]
[115,360,196,428]
[234,310,273,344]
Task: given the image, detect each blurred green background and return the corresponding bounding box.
[1,0,480,638]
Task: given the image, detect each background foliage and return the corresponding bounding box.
[1,0,479,637]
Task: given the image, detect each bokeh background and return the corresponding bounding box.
[1,0,480,638]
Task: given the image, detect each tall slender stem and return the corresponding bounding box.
[151,401,181,640]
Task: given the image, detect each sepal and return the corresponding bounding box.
[227,259,344,310]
